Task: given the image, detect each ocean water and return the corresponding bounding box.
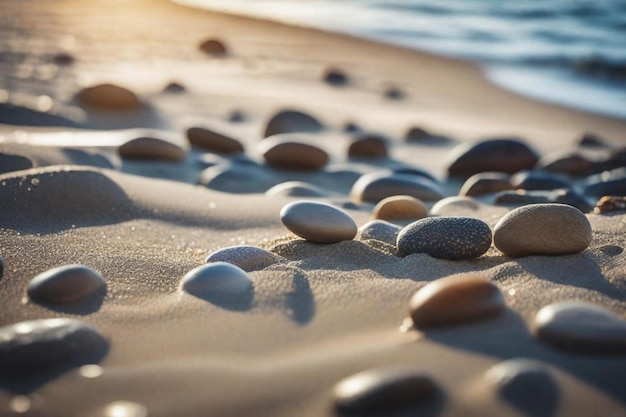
[178,0,626,119]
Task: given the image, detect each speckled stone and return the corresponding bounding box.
[186,126,244,154]
[182,262,252,297]
[537,151,594,176]
[408,274,505,329]
[118,137,186,162]
[430,196,480,216]
[0,319,109,378]
[397,217,492,260]
[259,136,329,171]
[76,83,142,111]
[263,110,323,138]
[459,172,513,197]
[347,134,388,159]
[323,68,348,86]
[373,195,428,221]
[594,195,626,214]
[205,245,278,272]
[583,167,626,198]
[494,204,592,257]
[447,138,539,177]
[266,181,329,197]
[351,171,444,204]
[534,301,626,354]
[333,367,438,413]
[280,201,357,243]
[494,189,593,213]
[199,38,228,56]
[356,220,403,245]
[511,170,571,191]
[27,265,105,304]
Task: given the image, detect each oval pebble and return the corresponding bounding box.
[373,195,428,221]
[534,301,626,354]
[459,172,513,197]
[323,68,349,86]
[493,204,592,257]
[408,274,505,329]
[263,110,323,138]
[186,126,244,154]
[397,217,492,260]
[356,220,402,246]
[198,161,280,194]
[430,196,480,216]
[280,201,357,243]
[583,167,626,198]
[511,170,571,191]
[333,367,438,413]
[347,134,388,159]
[76,83,142,111]
[119,137,186,162]
[27,264,105,304]
[447,138,539,177]
[259,136,329,171]
[0,318,109,378]
[182,262,252,297]
[265,181,329,198]
[537,151,594,176]
[351,171,444,204]
[205,245,278,272]
[199,38,228,56]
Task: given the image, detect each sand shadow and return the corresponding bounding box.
[284,269,315,325]
[31,286,107,316]
[83,103,170,130]
[189,287,255,312]
[335,390,446,417]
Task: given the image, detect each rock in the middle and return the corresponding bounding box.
[280,201,357,243]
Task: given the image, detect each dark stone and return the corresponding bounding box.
[494,189,593,213]
[162,82,186,93]
[511,170,571,191]
[118,137,186,162]
[583,167,626,198]
[351,171,444,203]
[323,68,349,86]
[392,167,439,184]
[347,134,388,159]
[199,38,228,56]
[459,172,513,197]
[447,138,539,177]
[578,132,609,148]
[51,52,75,66]
[536,151,594,176]
[384,87,404,100]
[27,265,106,304]
[76,83,142,111]
[263,110,323,138]
[259,136,329,171]
[186,126,244,154]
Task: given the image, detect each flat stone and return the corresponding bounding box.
[52,52,75,66]
[459,172,513,197]
[430,196,480,216]
[537,151,595,176]
[76,83,142,111]
[27,265,105,304]
[323,68,349,86]
[198,38,228,56]
[280,201,357,243]
[511,170,571,191]
[397,217,492,260]
[266,181,329,197]
[0,319,109,378]
[409,274,505,329]
[205,245,278,272]
[186,126,244,154]
[447,138,539,177]
[494,189,593,213]
[594,195,626,214]
[373,195,428,221]
[493,204,592,257]
[404,127,453,146]
[534,301,626,354]
[333,367,438,413]
[259,136,329,171]
[583,167,626,198]
[263,110,323,138]
[356,220,403,245]
[347,134,388,159]
[182,262,252,297]
[351,171,444,204]
[119,137,186,162]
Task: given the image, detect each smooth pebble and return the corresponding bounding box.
[351,171,444,204]
[198,161,280,193]
[511,170,571,191]
[0,152,34,175]
[583,167,626,198]
[447,138,539,177]
[182,262,252,297]
[199,38,228,56]
[323,68,348,86]
[356,220,402,246]
[263,110,323,138]
[76,83,142,111]
[205,245,278,272]
[119,137,186,162]
[430,196,480,216]
[280,201,357,243]
[373,195,427,221]
[266,181,329,198]
[347,134,388,159]
[459,172,513,197]
[186,126,244,154]
[259,136,329,171]
[594,195,626,214]
[537,151,594,176]
[27,264,105,304]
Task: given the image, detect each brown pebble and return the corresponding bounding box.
[594,195,626,213]
[199,38,228,56]
[119,137,186,162]
[259,136,329,171]
[76,83,142,111]
[459,172,513,197]
[347,134,388,159]
[447,138,539,177]
[536,151,594,176]
[186,126,244,154]
[263,110,323,138]
[373,195,427,221]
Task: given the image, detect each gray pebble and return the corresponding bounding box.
[205,245,278,272]
[280,201,357,243]
[536,151,594,176]
[263,110,323,138]
[198,161,279,193]
[351,171,444,204]
[265,181,329,198]
[459,172,513,197]
[583,167,626,198]
[182,262,252,297]
[356,220,402,245]
[494,189,593,213]
[447,138,539,177]
[430,196,480,216]
[27,265,105,304]
[259,136,329,171]
[511,170,571,191]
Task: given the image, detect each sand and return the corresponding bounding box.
[0,0,625,416]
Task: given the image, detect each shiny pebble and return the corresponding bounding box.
[181,262,252,297]
[27,264,105,304]
[205,245,278,272]
[280,200,357,243]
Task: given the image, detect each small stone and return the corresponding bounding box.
[404,127,452,146]
[356,220,402,245]
[534,301,626,354]
[228,110,246,123]
[76,83,142,111]
[384,87,404,100]
[52,52,75,66]
[392,167,439,184]
[430,196,480,216]
[263,110,323,138]
[405,127,430,142]
[259,136,329,171]
[333,367,438,413]
[511,170,571,191]
[266,181,329,197]
[119,137,186,162]
[408,274,505,329]
[323,68,348,86]
[27,265,105,304]
[347,134,388,159]
[494,189,593,213]
[199,38,228,56]
[0,318,109,378]
[578,132,608,148]
[459,172,513,197]
[280,200,357,243]
[343,122,360,133]
[182,262,252,297]
[162,81,186,93]
[206,245,278,272]
[493,204,592,257]
[351,171,444,204]
[583,167,626,198]
[397,217,492,260]
[447,138,539,177]
[536,151,594,176]
[594,195,626,214]
[373,195,428,221]
[186,126,244,154]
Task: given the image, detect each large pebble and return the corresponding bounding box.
[409,274,505,329]
[280,201,357,243]
[333,367,438,413]
[494,189,593,213]
[182,262,252,297]
[186,126,244,154]
[351,171,444,204]
[205,245,278,272]
[259,136,329,171]
[356,220,402,246]
[447,138,539,177]
[347,134,388,159]
[119,137,186,162]
[392,167,439,184]
[0,319,109,378]
[27,265,105,304]
[373,195,428,221]
[76,83,142,111]
[397,217,492,260]
[583,167,626,198]
[534,301,626,354]
[265,181,329,198]
[511,170,571,191]
[493,204,592,257]
[459,172,513,197]
[263,110,323,138]
[537,151,594,176]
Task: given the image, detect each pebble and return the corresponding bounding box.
[397,217,492,260]
[181,262,252,297]
[408,274,505,329]
[459,172,513,197]
[343,122,360,133]
[205,245,278,272]
[430,196,480,216]
[405,127,430,142]
[493,204,592,257]
[162,81,186,93]
[76,83,142,111]
[534,301,626,354]
[392,167,439,184]
[280,200,357,243]
[52,52,75,66]
[578,132,608,148]
[356,220,402,245]
[494,189,593,213]
[198,161,279,193]
[447,138,539,177]
[536,151,594,176]
[351,171,444,204]
[118,137,186,162]
[198,38,228,56]
[333,367,438,413]
[27,265,105,304]
[594,195,626,214]
[373,195,428,221]
[510,170,571,191]
[259,136,329,170]
[323,68,349,86]
[384,86,404,100]
[0,318,109,378]
[583,167,626,198]
[186,126,244,154]
[0,152,34,175]
[263,110,323,138]
[347,134,388,159]
[404,127,452,146]
[266,181,329,197]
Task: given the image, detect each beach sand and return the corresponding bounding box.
[0,0,625,416]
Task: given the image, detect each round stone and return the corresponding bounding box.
[447,138,539,177]
[323,68,348,86]
[263,110,323,138]
[493,204,592,257]
[265,181,329,197]
[408,274,505,329]
[405,127,430,142]
[333,367,438,413]
[198,38,228,56]
[494,189,593,213]
[0,318,109,378]
[351,171,444,204]
[181,262,252,297]
[27,264,105,304]
[76,83,142,111]
[537,151,594,176]
[430,196,480,216]
[118,137,186,162]
[280,201,357,243]
[511,170,571,191]
[534,301,626,354]
[356,220,402,246]
[347,134,388,159]
[397,217,492,260]
[259,136,329,171]
[392,167,439,184]
[186,126,244,154]
[373,195,428,221]
[459,172,513,197]
[579,132,608,148]
[583,167,626,198]
[205,245,278,272]
[52,52,75,66]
